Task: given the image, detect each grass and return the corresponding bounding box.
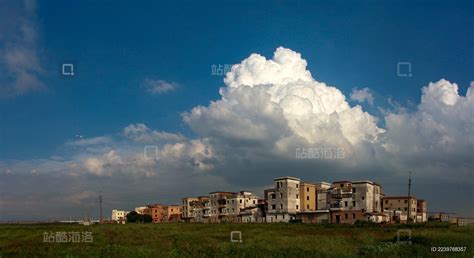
[0,222,473,257]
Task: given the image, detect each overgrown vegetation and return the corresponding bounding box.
[0,222,472,257]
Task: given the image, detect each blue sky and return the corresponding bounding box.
[2,0,472,159]
[0,0,473,220]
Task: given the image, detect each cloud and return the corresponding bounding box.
[1,47,473,220]
[143,79,178,95]
[382,79,474,178]
[66,136,112,146]
[0,0,45,97]
[350,87,374,105]
[123,123,186,143]
[184,47,383,154]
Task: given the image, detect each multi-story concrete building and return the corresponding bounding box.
[299,182,317,211]
[148,204,167,223]
[266,176,301,222]
[167,205,182,222]
[182,197,199,221]
[111,210,128,224]
[416,199,427,223]
[315,182,331,210]
[182,196,210,222]
[221,191,259,222]
[297,182,331,223]
[327,180,383,224]
[382,196,417,222]
[209,191,236,223]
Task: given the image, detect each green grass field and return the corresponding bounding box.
[1,222,473,257]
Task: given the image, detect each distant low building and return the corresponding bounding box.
[382,196,417,223]
[111,210,128,224]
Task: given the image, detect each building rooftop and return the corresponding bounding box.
[209,191,237,194]
[332,180,352,184]
[274,176,301,181]
[383,196,417,200]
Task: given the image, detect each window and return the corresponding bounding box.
[283,215,285,219]
[253,200,256,204]
[296,205,299,209]
[404,207,407,211]
[307,205,309,209]
[280,193,283,199]
[385,200,388,204]
[344,201,348,207]
[296,194,299,198]
[352,213,356,219]
[271,194,276,199]
[352,187,356,193]
[272,205,276,210]
[240,199,242,203]
[361,197,365,200]
[280,204,283,209]
[307,196,310,201]
[352,201,356,207]
[307,187,309,192]
[344,214,348,219]
[361,209,365,212]
[404,200,408,204]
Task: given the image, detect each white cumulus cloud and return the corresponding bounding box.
[350,87,374,105]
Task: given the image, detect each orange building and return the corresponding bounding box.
[148,204,167,223]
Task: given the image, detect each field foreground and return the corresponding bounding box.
[1,222,473,257]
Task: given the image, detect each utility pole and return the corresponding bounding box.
[407,171,412,223]
[99,193,103,224]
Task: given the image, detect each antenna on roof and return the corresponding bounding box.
[99,191,103,224]
[407,171,412,223]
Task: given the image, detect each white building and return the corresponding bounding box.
[111,210,128,224]
[134,206,148,215]
[266,176,301,222]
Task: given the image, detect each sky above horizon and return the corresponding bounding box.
[0,0,473,220]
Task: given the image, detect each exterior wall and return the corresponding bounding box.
[331,210,365,224]
[209,192,236,223]
[267,177,301,218]
[315,182,331,210]
[111,210,127,223]
[149,204,167,223]
[265,213,296,222]
[182,197,199,220]
[297,212,330,223]
[383,197,417,222]
[167,205,182,222]
[300,183,317,211]
[353,181,382,213]
[416,200,427,223]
